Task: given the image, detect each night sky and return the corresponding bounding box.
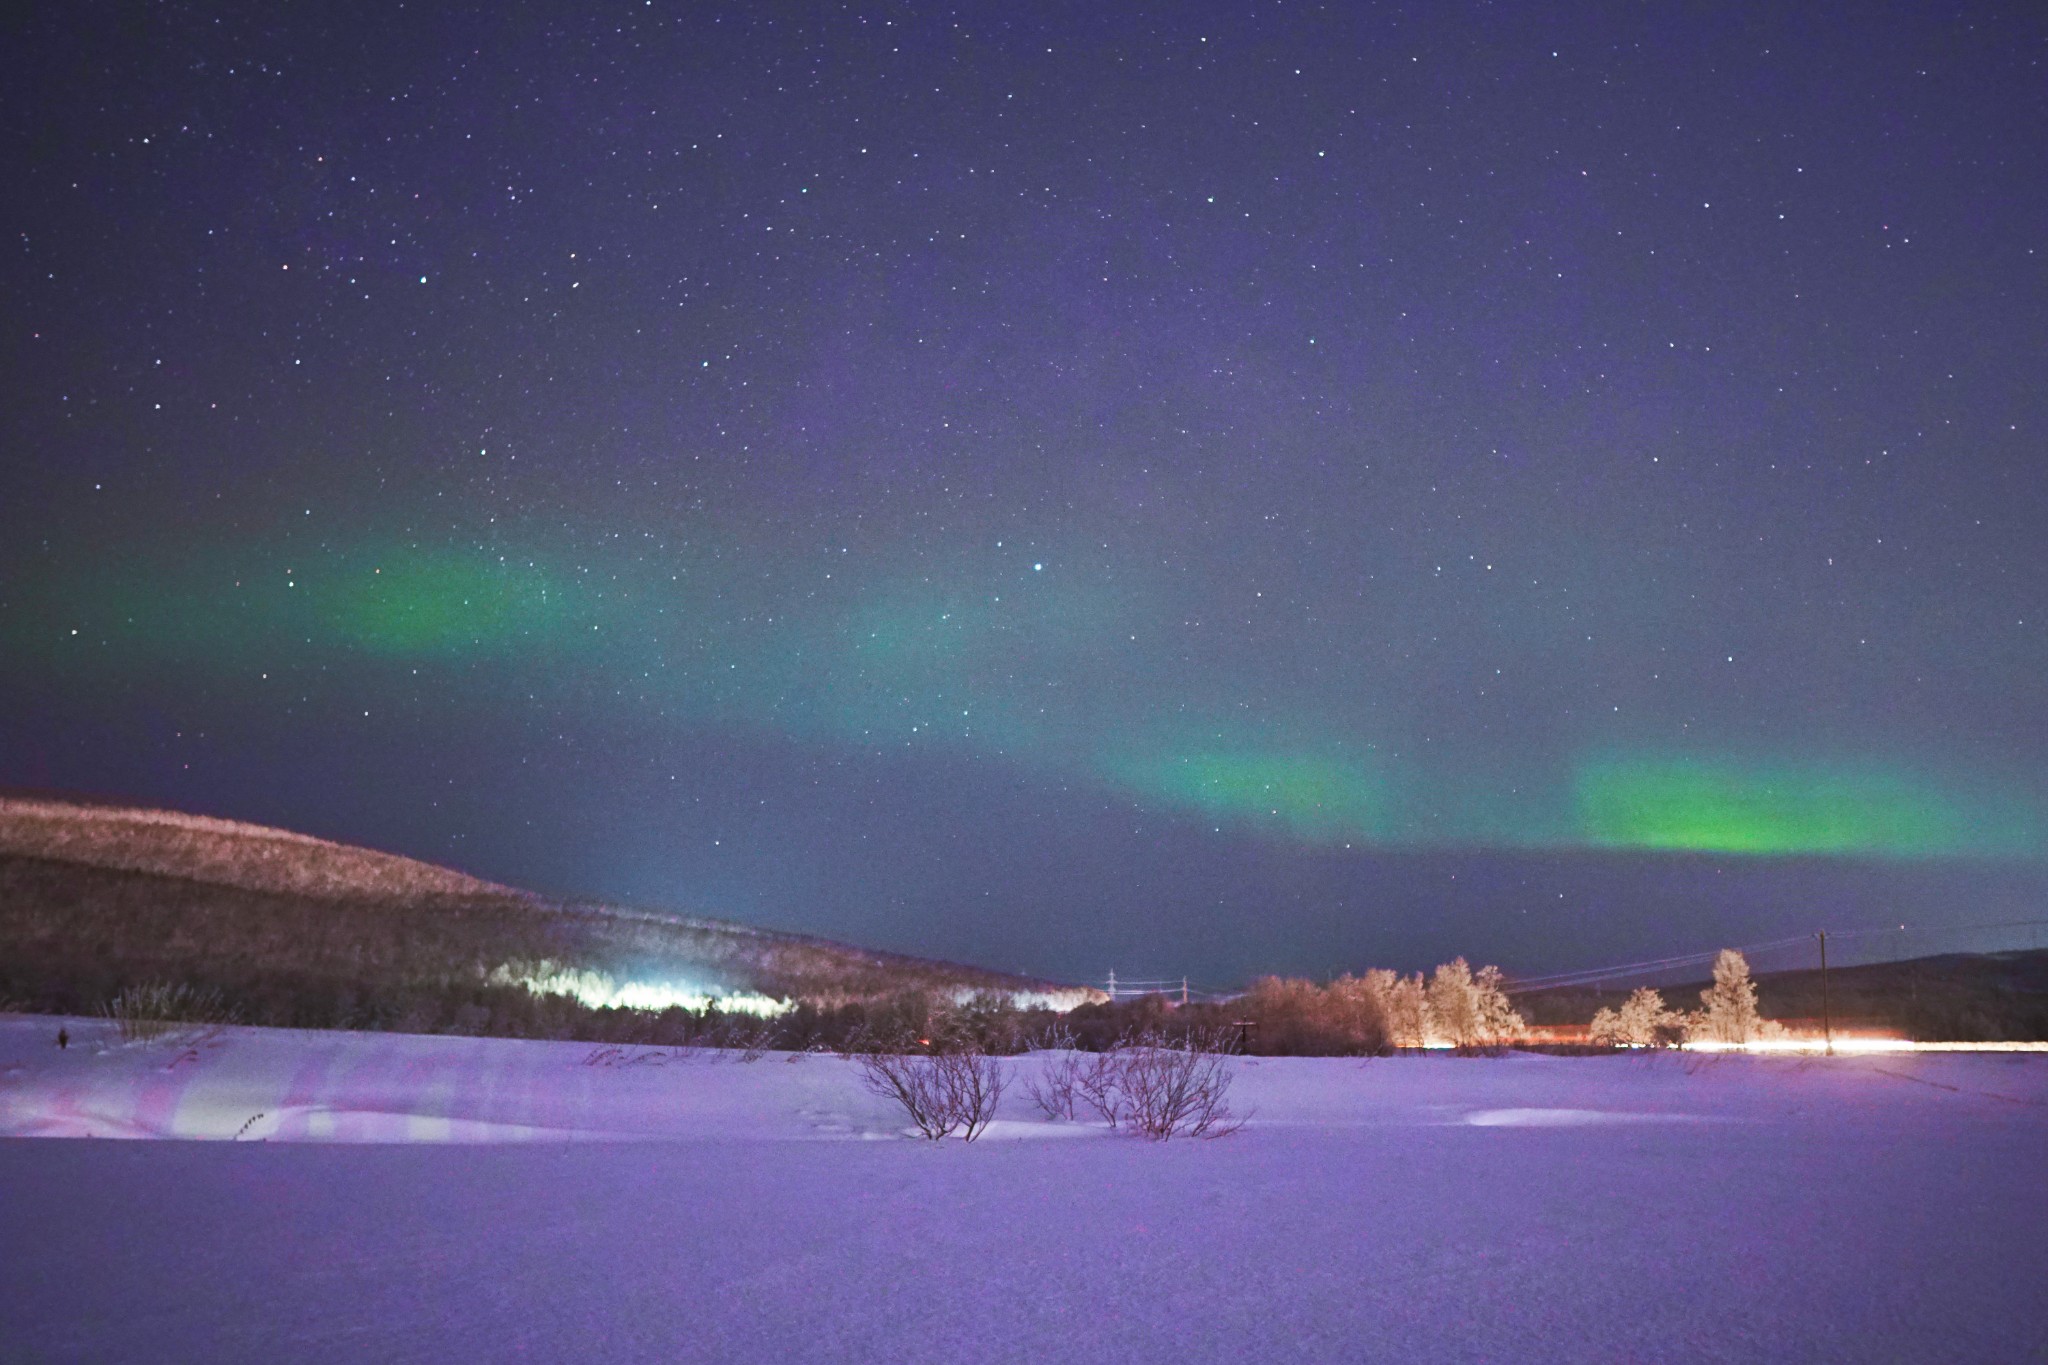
[4,2,2045,987]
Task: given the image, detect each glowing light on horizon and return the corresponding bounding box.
[498,965,792,1016]
[1677,1037,2048,1054]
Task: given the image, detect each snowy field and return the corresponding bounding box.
[2,1017,2044,1362]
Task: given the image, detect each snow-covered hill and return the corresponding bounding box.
[0,794,509,900]
[0,794,1096,1021]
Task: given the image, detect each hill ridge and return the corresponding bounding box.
[0,793,1098,1029]
[0,794,509,901]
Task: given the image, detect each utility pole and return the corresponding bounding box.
[1818,929,1833,1056]
[1181,976,1189,1007]
[1107,968,1116,1002]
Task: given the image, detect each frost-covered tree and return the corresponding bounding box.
[1694,949,1764,1044]
[1375,969,1429,1050]
[1426,958,1481,1048]
[1589,988,1680,1047]
[1424,959,1525,1050]
[1588,1003,1625,1046]
[1324,973,1393,1053]
[1472,964,1527,1046]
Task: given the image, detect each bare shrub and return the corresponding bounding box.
[697,1011,781,1061]
[937,1049,1006,1140]
[1076,1046,1128,1127]
[737,1018,777,1063]
[855,1037,1008,1141]
[1117,1029,1247,1139]
[1057,1029,1244,1138]
[583,1044,673,1069]
[1028,1020,1078,1052]
[102,980,236,1043]
[1025,1049,1085,1120]
[856,1048,959,1138]
[832,1020,876,1061]
[1025,1043,1136,1126]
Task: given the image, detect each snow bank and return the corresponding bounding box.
[11,1017,2040,1144]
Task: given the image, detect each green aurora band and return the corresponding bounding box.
[1109,751,1385,843]
[1574,758,2037,858]
[307,550,568,659]
[7,532,2041,862]
[5,542,581,671]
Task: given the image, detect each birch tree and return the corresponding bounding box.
[1695,949,1764,1044]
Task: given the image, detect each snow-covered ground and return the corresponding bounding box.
[2,1017,2043,1362]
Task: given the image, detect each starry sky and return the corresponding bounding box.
[4,2,2045,986]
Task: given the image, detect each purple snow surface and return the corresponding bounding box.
[1,1022,2044,1363]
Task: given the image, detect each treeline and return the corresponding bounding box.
[1200,959,1525,1054]
[0,945,1076,1053]
[2,946,1533,1058]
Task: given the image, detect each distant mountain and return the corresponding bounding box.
[1516,949,2048,1042]
[0,793,1098,1033]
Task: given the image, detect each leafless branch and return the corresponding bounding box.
[854,1034,1008,1140]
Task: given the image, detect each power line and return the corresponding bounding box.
[1506,934,1813,993]
[1505,917,2048,995]
[1819,917,2048,943]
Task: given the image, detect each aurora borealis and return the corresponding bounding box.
[3,3,2045,983]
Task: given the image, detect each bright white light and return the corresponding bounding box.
[494,964,790,1017]
[1679,1037,2048,1055]
[959,987,1102,1011]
